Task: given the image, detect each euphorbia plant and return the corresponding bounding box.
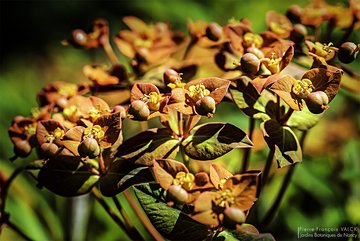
[1,1,359,240]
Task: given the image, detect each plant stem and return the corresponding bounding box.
[112,196,143,239]
[6,220,34,241]
[102,37,119,65]
[276,95,281,121]
[91,188,142,241]
[241,117,255,173]
[123,189,165,241]
[262,148,275,186]
[0,167,24,230]
[279,108,294,125]
[178,112,183,137]
[259,131,308,231]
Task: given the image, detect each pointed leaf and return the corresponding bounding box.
[134,184,210,241]
[37,156,99,196]
[99,159,153,196]
[261,119,302,168]
[182,123,252,160]
[287,104,323,131]
[116,128,179,166]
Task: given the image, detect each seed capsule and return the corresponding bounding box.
[164,68,180,84]
[40,143,59,157]
[128,100,150,121]
[14,140,32,157]
[240,53,261,75]
[195,96,216,116]
[290,24,307,43]
[78,137,101,158]
[223,207,246,228]
[205,22,223,41]
[286,5,302,23]
[305,91,329,114]
[338,42,358,64]
[167,185,188,204]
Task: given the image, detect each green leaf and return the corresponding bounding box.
[116,128,179,166]
[229,76,260,117]
[99,159,153,196]
[287,105,323,131]
[216,230,275,241]
[134,184,210,241]
[182,123,252,160]
[261,119,302,168]
[37,156,99,197]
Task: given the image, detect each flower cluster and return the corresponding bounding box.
[6,1,359,239]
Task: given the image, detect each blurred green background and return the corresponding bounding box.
[1,0,359,240]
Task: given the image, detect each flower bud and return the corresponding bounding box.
[205,22,223,41]
[240,53,261,75]
[78,137,101,158]
[223,207,246,228]
[71,29,88,47]
[305,91,329,114]
[338,42,358,64]
[128,100,150,121]
[14,140,32,157]
[40,143,59,158]
[167,185,188,204]
[195,96,216,116]
[290,24,307,43]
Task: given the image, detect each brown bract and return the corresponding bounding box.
[115,16,183,64]
[266,11,292,38]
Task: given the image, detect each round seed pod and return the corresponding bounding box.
[206,22,223,41]
[223,207,246,228]
[14,140,32,157]
[286,5,302,23]
[78,137,101,158]
[128,100,150,121]
[240,53,261,75]
[71,29,88,47]
[112,105,127,119]
[167,185,188,204]
[40,143,59,158]
[246,47,265,59]
[338,42,358,64]
[290,24,307,43]
[305,91,329,114]
[195,96,216,116]
[164,68,180,84]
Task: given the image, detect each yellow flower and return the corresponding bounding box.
[173,171,195,191]
[262,52,282,74]
[213,189,235,208]
[84,125,105,140]
[243,32,263,48]
[292,78,314,98]
[45,127,64,143]
[188,83,210,101]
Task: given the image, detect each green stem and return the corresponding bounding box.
[6,220,34,241]
[0,168,24,227]
[262,148,275,186]
[241,117,256,173]
[91,188,141,241]
[259,131,308,231]
[112,196,143,239]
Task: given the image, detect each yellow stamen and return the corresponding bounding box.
[84,125,105,140]
[188,83,210,101]
[173,171,195,191]
[214,189,235,208]
[292,78,314,99]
